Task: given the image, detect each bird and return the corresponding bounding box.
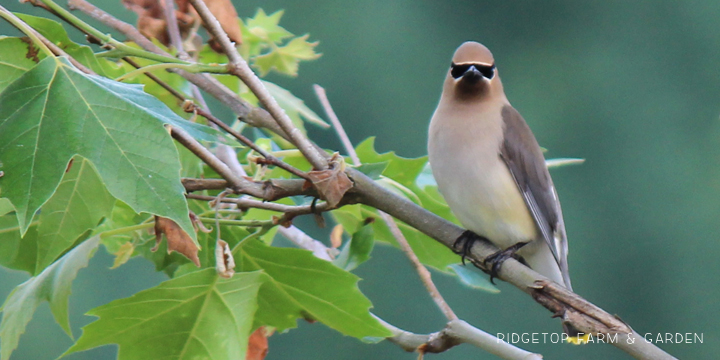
[428,41,573,293]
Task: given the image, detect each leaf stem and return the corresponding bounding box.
[38,0,187,65]
[115,62,226,82]
[0,5,54,57]
[197,217,273,227]
[99,222,154,239]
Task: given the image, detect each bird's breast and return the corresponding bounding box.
[428,104,538,248]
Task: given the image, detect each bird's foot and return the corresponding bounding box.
[453,230,489,265]
[482,242,528,284]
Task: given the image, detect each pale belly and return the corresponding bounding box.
[428,115,539,249]
[435,158,538,249]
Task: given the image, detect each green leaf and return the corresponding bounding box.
[97,201,152,255]
[415,162,436,188]
[65,269,265,360]
[546,158,585,169]
[246,9,293,44]
[240,9,293,59]
[354,138,427,186]
[234,238,390,339]
[15,14,108,76]
[263,80,329,128]
[0,37,44,93]
[0,214,38,274]
[354,161,389,180]
[0,57,212,241]
[0,236,101,360]
[110,242,134,269]
[0,198,13,217]
[333,222,375,271]
[447,264,499,293]
[35,157,115,273]
[337,138,461,271]
[254,35,321,77]
[113,43,191,112]
[333,205,460,270]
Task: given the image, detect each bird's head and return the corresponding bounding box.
[445,41,502,100]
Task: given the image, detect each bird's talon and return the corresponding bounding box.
[481,242,529,280]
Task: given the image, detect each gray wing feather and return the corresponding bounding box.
[499,105,572,289]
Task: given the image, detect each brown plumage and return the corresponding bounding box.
[428,41,572,290]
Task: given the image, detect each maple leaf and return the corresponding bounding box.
[239,8,292,59]
[254,35,321,76]
[153,216,200,266]
[245,9,293,44]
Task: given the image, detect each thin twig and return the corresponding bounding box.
[380,212,457,320]
[169,126,271,200]
[314,85,359,165]
[122,57,189,100]
[376,317,542,360]
[66,0,293,141]
[39,0,198,66]
[279,226,336,261]
[161,0,184,52]
[0,5,53,57]
[190,106,311,180]
[123,55,309,180]
[160,0,309,180]
[187,0,329,170]
[318,85,457,321]
[187,194,330,215]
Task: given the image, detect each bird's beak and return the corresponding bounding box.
[461,65,483,84]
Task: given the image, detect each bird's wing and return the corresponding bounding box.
[499,105,572,289]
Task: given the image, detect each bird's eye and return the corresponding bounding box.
[450,64,471,79]
[478,64,495,79]
[450,63,496,80]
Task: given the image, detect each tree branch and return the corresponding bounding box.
[161,0,184,53]
[187,0,329,170]
[187,194,330,217]
[65,0,293,141]
[348,168,676,360]
[188,105,310,180]
[42,3,678,357]
[180,177,315,201]
[317,84,458,322]
[314,85,358,165]
[376,317,542,360]
[122,55,310,180]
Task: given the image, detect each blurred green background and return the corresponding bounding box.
[2,0,720,359]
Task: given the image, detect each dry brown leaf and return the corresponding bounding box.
[199,0,242,51]
[214,239,235,278]
[153,216,200,266]
[330,224,343,248]
[246,327,269,360]
[122,0,199,46]
[306,154,353,208]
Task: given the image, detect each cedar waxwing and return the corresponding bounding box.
[428,42,573,293]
